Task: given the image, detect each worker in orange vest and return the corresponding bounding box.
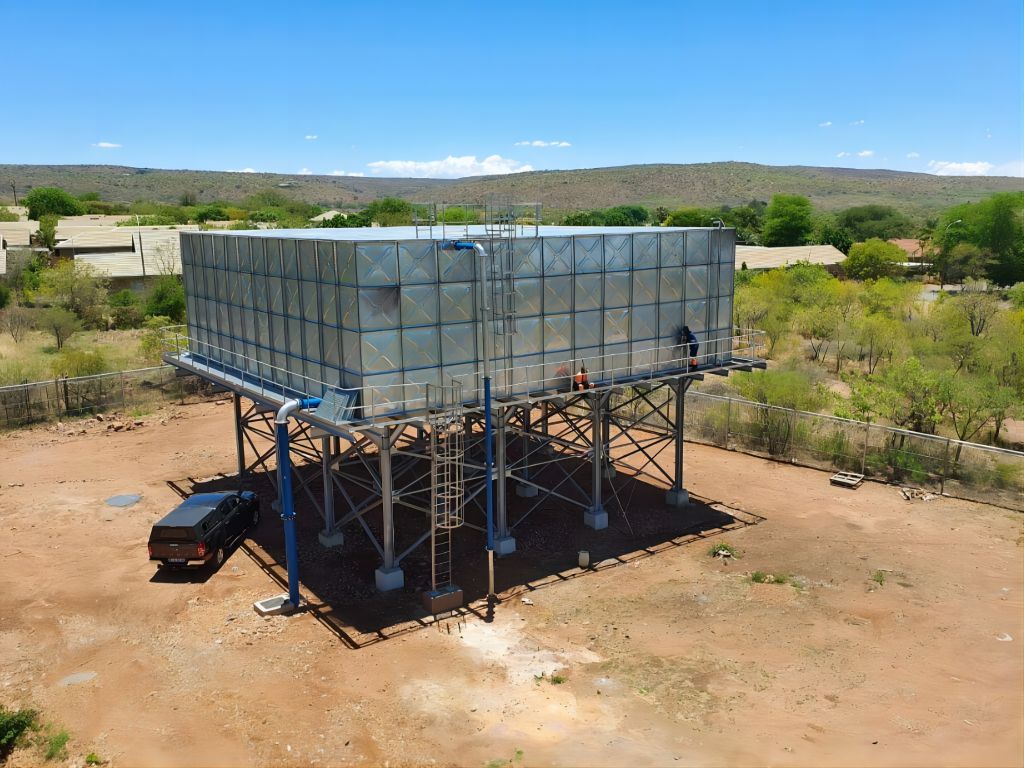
[573,366,590,391]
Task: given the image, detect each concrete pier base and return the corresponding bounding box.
[583,506,608,530]
[665,488,690,508]
[374,566,405,592]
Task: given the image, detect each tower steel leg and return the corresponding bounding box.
[494,407,516,555]
[374,428,404,591]
[233,392,245,486]
[666,378,690,508]
[318,435,344,548]
[584,390,609,530]
[515,404,538,498]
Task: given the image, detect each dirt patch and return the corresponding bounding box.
[0,400,1021,767]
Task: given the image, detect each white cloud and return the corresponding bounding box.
[305,134,318,140]
[836,151,851,158]
[330,170,365,177]
[818,121,832,128]
[857,149,875,158]
[927,160,994,176]
[992,160,1024,177]
[514,140,571,148]
[906,152,920,159]
[92,141,121,149]
[226,167,258,173]
[367,154,534,178]
[297,168,313,175]
[850,119,865,126]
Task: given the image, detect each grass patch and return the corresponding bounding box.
[86,752,104,765]
[708,542,738,558]
[871,570,886,586]
[549,674,567,685]
[43,728,69,761]
[751,571,788,584]
[0,706,39,761]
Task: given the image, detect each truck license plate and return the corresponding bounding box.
[168,558,187,564]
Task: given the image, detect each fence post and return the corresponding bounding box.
[724,396,732,450]
[861,423,870,475]
[940,437,952,495]
[61,376,71,416]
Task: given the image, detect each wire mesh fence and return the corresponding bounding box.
[683,392,1023,511]
[0,366,222,429]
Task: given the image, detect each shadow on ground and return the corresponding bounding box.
[174,459,763,649]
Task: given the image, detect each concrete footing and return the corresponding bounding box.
[253,594,298,616]
[422,586,463,614]
[583,506,608,530]
[665,488,690,508]
[374,566,405,592]
[494,535,517,556]
[515,483,538,498]
[318,530,344,548]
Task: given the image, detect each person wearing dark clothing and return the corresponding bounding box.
[573,366,590,391]
[682,325,699,367]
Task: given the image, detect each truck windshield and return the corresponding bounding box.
[153,527,194,541]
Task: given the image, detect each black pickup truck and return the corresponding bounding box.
[148,491,260,568]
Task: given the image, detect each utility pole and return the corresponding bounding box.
[10,182,17,207]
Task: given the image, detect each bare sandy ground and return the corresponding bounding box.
[0,400,1021,767]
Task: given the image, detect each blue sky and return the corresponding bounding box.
[2,0,1021,178]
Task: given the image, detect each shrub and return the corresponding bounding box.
[145,276,185,322]
[0,706,38,761]
[140,315,172,362]
[109,289,144,329]
[24,187,85,219]
[44,728,69,761]
[0,206,19,222]
[51,348,109,378]
[0,282,10,310]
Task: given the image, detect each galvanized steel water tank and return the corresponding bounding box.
[179,226,735,416]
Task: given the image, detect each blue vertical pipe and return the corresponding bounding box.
[276,418,301,607]
[274,397,321,608]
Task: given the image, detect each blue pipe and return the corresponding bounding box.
[274,397,321,608]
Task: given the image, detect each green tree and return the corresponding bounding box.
[653,206,670,224]
[563,211,599,225]
[761,194,813,247]
[1007,282,1024,309]
[938,375,995,445]
[0,283,9,310]
[811,216,854,254]
[664,207,717,227]
[950,285,1000,337]
[145,275,186,321]
[934,192,1024,286]
[365,198,413,226]
[837,204,913,241]
[39,261,109,326]
[734,366,827,455]
[24,187,85,220]
[602,205,650,226]
[36,214,58,249]
[870,357,942,434]
[842,238,904,280]
[109,289,144,328]
[39,307,81,350]
[856,314,900,374]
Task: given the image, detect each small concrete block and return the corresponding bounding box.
[494,535,517,556]
[375,565,405,592]
[515,483,539,498]
[422,586,463,614]
[317,530,345,548]
[665,488,690,508]
[253,594,298,616]
[584,506,608,530]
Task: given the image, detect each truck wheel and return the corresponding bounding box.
[214,546,226,567]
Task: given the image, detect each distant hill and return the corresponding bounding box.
[2,162,1020,218]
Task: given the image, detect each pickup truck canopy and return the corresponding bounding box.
[153,493,235,528]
